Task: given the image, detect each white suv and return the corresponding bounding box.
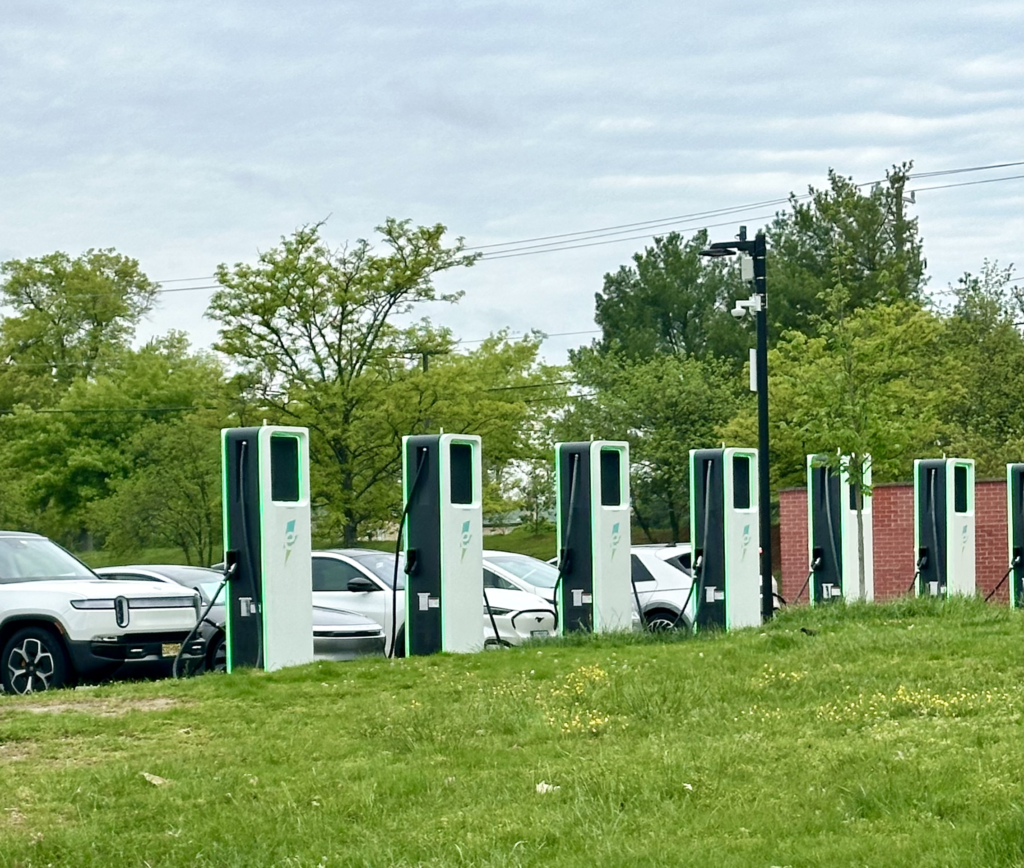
[0,532,203,694]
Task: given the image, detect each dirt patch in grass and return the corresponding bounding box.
[0,741,35,763]
[2,696,179,717]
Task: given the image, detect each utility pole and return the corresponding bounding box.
[701,227,774,622]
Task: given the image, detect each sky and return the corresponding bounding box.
[2,0,1022,364]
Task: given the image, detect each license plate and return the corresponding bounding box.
[531,630,550,638]
[162,643,181,658]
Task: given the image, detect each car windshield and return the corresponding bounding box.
[0,537,95,584]
[197,581,228,606]
[486,555,559,589]
[347,551,404,589]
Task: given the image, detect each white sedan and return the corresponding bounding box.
[311,549,556,654]
[493,548,694,631]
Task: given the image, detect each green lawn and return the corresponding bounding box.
[1,598,1020,867]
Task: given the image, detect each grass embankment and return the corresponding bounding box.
[1,598,1020,867]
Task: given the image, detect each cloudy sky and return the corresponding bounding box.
[2,1,1021,362]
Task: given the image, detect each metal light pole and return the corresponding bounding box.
[701,228,774,622]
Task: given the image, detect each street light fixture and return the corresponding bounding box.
[700,226,774,623]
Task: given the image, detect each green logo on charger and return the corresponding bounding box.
[741,523,751,560]
[460,520,472,561]
[611,522,622,557]
[284,519,298,563]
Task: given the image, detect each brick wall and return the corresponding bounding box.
[779,480,1011,603]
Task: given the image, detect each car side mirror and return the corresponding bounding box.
[347,576,379,592]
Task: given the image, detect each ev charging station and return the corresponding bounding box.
[914,458,976,597]
[806,454,874,603]
[1008,464,1024,608]
[222,426,313,672]
[689,448,761,630]
[554,441,632,634]
[402,434,484,655]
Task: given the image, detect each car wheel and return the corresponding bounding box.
[645,609,688,632]
[206,633,227,673]
[1,627,72,694]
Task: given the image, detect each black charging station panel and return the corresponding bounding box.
[557,442,595,632]
[223,427,264,668]
[1010,464,1024,608]
[916,459,948,594]
[691,448,726,630]
[808,462,843,603]
[404,435,443,655]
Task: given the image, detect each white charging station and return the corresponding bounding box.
[222,426,314,672]
[402,433,483,655]
[914,458,975,597]
[554,441,632,634]
[806,454,874,603]
[689,447,760,630]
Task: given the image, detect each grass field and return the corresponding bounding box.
[1,598,1020,867]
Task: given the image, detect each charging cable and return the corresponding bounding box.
[173,563,236,679]
[552,452,581,633]
[483,587,504,648]
[671,459,714,631]
[984,555,1021,603]
[793,556,823,605]
[389,446,428,658]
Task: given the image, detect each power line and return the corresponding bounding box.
[910,174,1023,193]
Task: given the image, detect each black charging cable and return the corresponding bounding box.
[173,563,235,679]
[389,447,429,659]
[792,556,822,606]
[928,468,942,596]
[483,587,504,648]
[235,441,264,670]
[822,473,841,601]
[984,556,1021,603]
[670,459,713,631]
[552,452,581,633]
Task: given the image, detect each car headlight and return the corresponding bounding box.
[485,606,513,616]
[70,599,115,609]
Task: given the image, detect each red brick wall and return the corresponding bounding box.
[779,480,1010,603]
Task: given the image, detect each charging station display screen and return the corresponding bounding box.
[953,465,968,513]
[732,455,751,509]
[600,449,622,506]
[450,443,474,505]
[270,435,301,502]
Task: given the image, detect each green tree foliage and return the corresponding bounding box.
[563,349,743,542]
[590,230,751,364]
[208,220,561,543]
[940,261,1024,474]
[88,414,223,565]
[0,249,157,407]
[0,333,225,544]
[722,299,946,494]
[767,164,926,339]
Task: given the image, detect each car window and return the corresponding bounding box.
[347,551,404,589]
[0,537,95,583]
[312,557,367,592]
[485,555,559,588]
[483,569,517,591]
[631,554,657,584]
[664,554,692,575]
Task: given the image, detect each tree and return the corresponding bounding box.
[562,349,744,542]
[0,249,158,408]
[940,260,1024,474]
[590,230,751,364]
[0,333,225,544]
[767,163,926,340]
[208,220,562,543]
[89,414,223,565]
